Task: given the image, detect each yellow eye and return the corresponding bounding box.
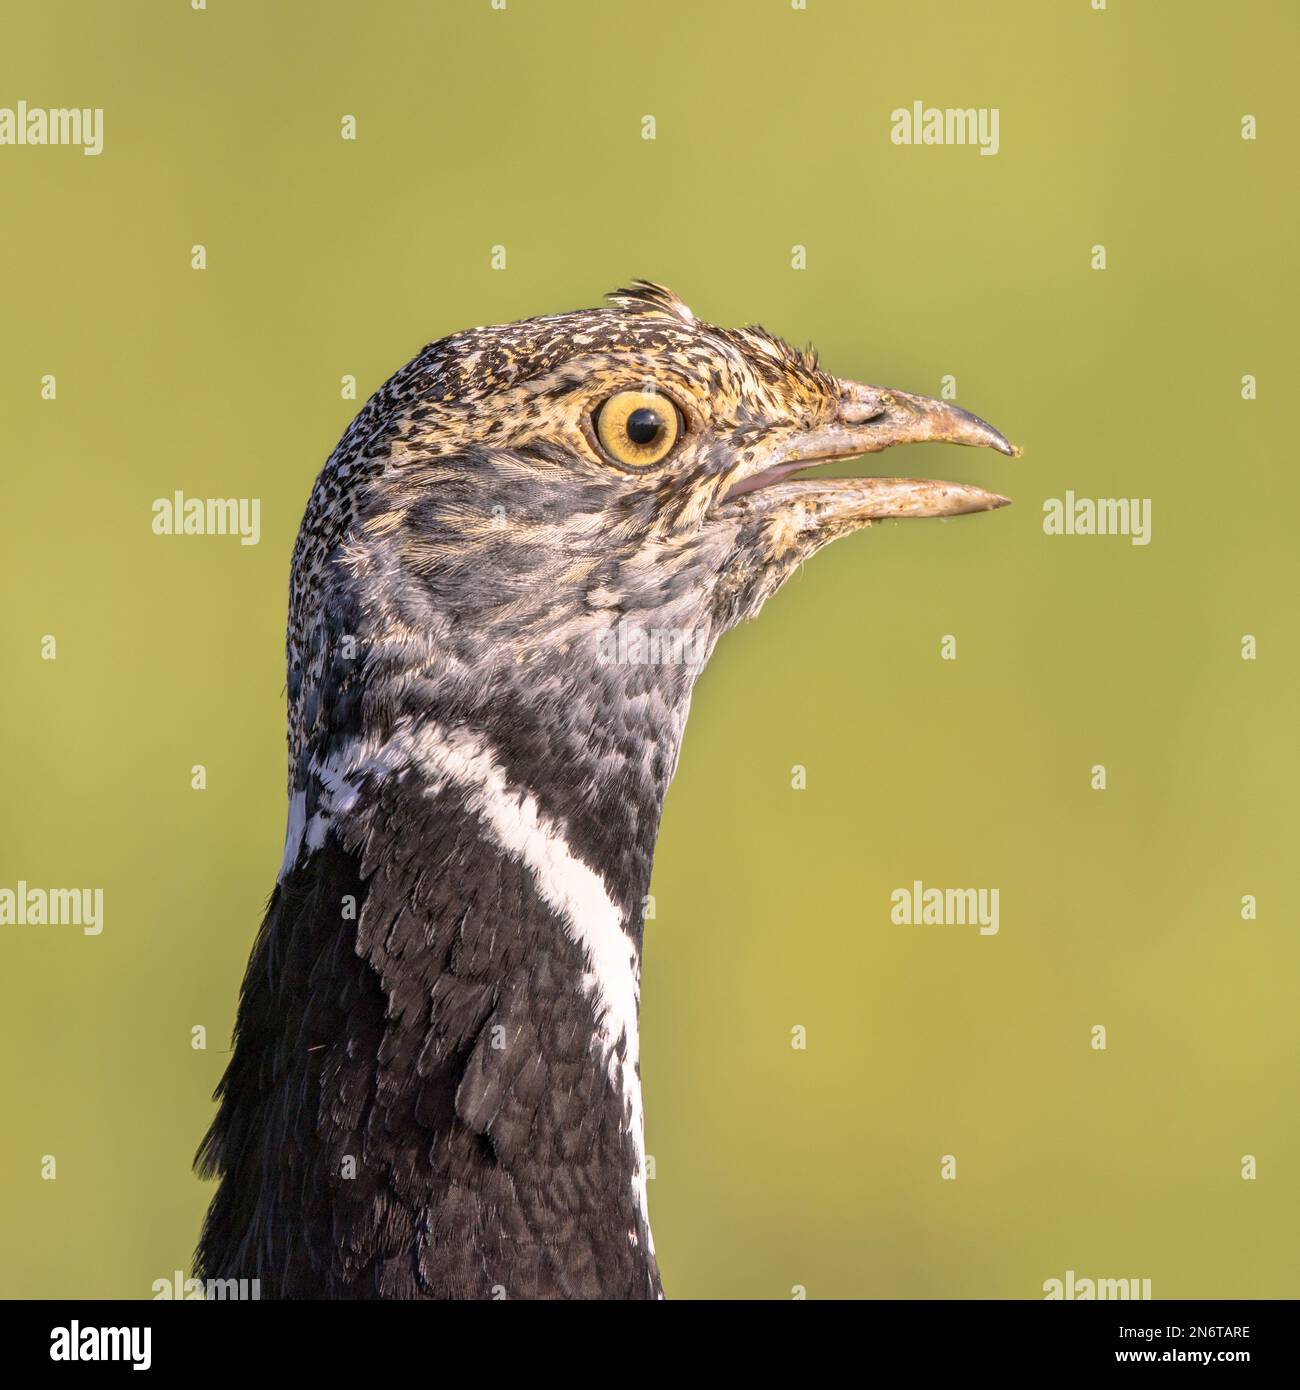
[594,390,682,468]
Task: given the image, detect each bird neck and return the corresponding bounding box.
[204,684,686,1297]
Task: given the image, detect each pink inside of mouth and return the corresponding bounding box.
[723,461,815,501]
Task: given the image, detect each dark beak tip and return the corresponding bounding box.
[983,429,1020,458]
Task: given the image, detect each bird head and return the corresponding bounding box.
[287,283,1017,902]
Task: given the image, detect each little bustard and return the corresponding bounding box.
[196,283,1017,1299]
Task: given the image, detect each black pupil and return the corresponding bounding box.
[625,407,662,445]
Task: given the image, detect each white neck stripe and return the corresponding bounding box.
[278,718,652,1249]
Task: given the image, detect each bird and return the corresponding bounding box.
[194,281,1017,1300]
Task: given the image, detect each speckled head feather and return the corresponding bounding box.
[285,282,1012,797]
[197,284,1017,1299]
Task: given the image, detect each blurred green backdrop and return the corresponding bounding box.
[1,0,1296,1299]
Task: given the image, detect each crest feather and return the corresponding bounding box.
[740,323,822,374]
[606,280,695,324]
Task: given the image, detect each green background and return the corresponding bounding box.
[1,0,1296,1299]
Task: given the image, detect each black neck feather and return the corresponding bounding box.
[196,768,662,1300]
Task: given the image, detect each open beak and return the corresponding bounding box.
[723,378,1019,521]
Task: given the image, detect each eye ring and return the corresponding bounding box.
[593,389,683,469]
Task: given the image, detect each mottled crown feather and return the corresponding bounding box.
[605,280,696,324]
[738,324,822,375]
[607,281,820,374]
